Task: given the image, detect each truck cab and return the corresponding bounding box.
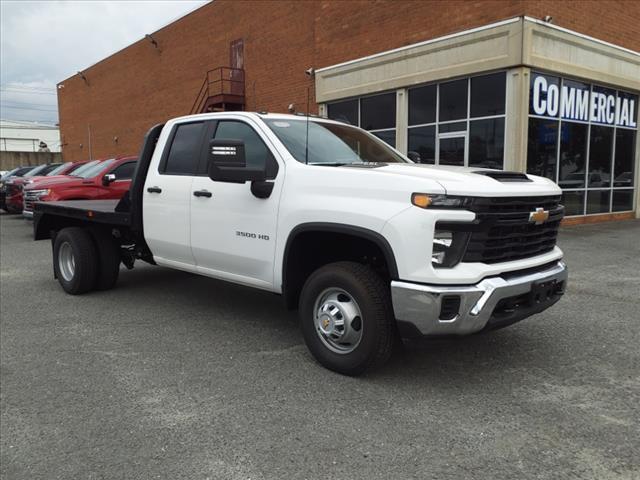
[33,112,568,375]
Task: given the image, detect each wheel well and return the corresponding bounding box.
[282,225,398,310]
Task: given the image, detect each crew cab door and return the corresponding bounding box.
[143,121,207,268]
[189,118,283,289]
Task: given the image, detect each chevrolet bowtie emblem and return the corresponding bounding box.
[529,207,549,225]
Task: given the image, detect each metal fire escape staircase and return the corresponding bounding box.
[190,67,245,114]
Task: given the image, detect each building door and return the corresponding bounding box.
[230,39,244,70]
[438,132,467,166]
[229,39,244,99]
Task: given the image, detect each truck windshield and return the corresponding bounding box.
[46,162,71,176]
[24,165,48,177]
[70,160,105,178]
[265,119,407,165]
[1,168,20,180]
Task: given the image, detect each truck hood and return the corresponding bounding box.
[359,163,561,196]
[25,176,88,190]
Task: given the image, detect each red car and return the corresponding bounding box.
[23,156,138,218]
[3,163,62,214]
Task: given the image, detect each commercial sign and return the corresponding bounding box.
[530,73,637,128]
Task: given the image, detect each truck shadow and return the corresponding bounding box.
[113,263,554,385]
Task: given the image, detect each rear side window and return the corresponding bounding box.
[213,121,278,179]
[111,161,136,180]
[162,122,204,175]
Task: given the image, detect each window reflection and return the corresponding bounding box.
[614,129,636,187]
[588,126,613,187]
[469,118,504,169]
[527,72,638,216]
[408,126,435,164]
[557,122,588,188]
[527,118,559,181]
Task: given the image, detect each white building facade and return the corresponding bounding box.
[0,119,61,153]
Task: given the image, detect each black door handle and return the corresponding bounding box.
[193,190,212,198]
[147,186,162,194]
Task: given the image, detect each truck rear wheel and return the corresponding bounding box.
[90,228,121,290]
[299,261,396,376]
[53,227,98,295]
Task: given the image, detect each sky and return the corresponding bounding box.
[0,0,209,125]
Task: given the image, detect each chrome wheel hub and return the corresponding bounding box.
[313,288,363,354]
[58,242,75,282]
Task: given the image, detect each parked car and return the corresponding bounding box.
[23,156,137,218]
[3,163,62,214]
[31,160,90,181]
[33,112,567,375]
[1,166,39,211]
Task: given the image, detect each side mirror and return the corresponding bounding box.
[102,173,116,186]
[208,139,266,183]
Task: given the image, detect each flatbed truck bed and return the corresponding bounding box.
[34,200,132,227]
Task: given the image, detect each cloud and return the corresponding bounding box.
[0,0,209,123]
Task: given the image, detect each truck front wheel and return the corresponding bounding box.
[53,227,98,295]
[299,261,396,375]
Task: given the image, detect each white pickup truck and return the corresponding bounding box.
[33,112,568,375]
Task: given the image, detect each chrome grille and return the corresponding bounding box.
[23,190,43,212]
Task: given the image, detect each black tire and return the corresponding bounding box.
[53,227,98,295]
[90,227,121,290]
[299,261,396,376]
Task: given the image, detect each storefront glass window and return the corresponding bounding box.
[613,129,636,187]
[558,122,588,189]
[407,126,435,164]
[469,118,504,169]
[527,71,638,216]
[408,85,436,126]
[327,92,396,146]
[471,72,505,117]
[588,125,613,187]
[407,72,506,167]
[439,79,467,121]
[361,93,396,130]
[327,100,358,126]
[527,118,558,181]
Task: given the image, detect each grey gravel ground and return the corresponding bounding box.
[1,213,639,480]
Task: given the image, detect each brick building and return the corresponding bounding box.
[58,0,640,221]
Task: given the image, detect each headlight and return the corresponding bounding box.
[431,228,470,268]
[27,189,50,197]
[411,193,470,209]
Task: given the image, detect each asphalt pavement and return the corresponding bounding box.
[1,213,639,480]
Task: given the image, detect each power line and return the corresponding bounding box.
[1,105,58,113]
[1,100,58,110]
[0,88,57,96]
[1,116,59,124]
[0,83,56,91]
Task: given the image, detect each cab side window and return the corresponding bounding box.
[110,161,136,180]
[213,121,279,179]
[161,122,205,175]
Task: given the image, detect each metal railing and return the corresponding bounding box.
[190,67,245,114]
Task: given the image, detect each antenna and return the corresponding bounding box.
[305,86,310,165]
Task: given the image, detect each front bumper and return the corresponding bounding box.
[391,260,568,337]
[22,209,33,219]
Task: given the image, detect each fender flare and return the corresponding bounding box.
[281,222,399,293]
